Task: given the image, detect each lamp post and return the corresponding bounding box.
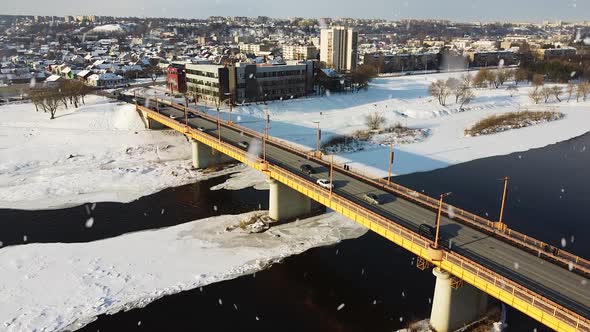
[224,92,233,125]
[329,155,334,199]
[217,105,221,143]
[313,121,321,157]
[387,143,394,184]
[263,108,270,163]
[434,192,452,249]
[184,95,189,128]
[497,176,509,231]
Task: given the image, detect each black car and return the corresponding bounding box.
[362,193,382,205]
[300,164,314,175]
[418,224,436,241]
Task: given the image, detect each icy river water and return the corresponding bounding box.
[3,132,590,332]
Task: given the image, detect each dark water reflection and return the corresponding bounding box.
[0,174,268,247]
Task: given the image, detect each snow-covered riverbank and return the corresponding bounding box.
[0,211,366,332]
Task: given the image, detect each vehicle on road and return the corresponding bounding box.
[300,164,314,175]
[238,141,249,149]
[169,114,178,120]
[187,112,197,118]
[418,223,436,241]
[362,192,382,205]
[196,126,205,132]
[316,179,333,189]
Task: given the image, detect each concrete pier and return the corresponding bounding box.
[137,108,166,129]
[430,267,488,332]
[267,178,320,222]
[191,138,233,169]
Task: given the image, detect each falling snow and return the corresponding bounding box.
[85,217,94,228]
[337,303,345,311]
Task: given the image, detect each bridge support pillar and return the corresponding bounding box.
[191,138,233,169]
[430,267,488,332]
[136,108,166,130]
[268,178,320,222]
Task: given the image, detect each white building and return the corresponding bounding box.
[87,73,124,88]
[320,27,358,72]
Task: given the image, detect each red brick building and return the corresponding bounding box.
[166,64,187,94]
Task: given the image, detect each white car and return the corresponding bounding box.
[316,179,333,189]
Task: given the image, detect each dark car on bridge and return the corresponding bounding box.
[362,193,382,205]
[300,164,314,175]
[418,224,436,241]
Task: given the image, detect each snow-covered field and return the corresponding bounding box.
[0,95,206,210]
[0,211,366,331]
[204,72,590,176]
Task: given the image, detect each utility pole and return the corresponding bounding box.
[265,108,270,139]
[497,176,509,231]
[217,106,221,143]
[226,93,233,125]
[184,96,189,128]
[388,143,394,184]
[434,192,452,249]
[329,155,334,199]
[313,121,321,157]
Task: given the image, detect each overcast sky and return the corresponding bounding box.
[3,0,589,22]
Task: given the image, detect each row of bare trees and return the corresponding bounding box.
[428,76,475,108]
[471,68,529,89]
[31,81,92,119]
[529,82,590,104]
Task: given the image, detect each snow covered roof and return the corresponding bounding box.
[46,75,63,82]
[77,70,91,77]
[88,73,123,81]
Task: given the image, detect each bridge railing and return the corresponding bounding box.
[266,161,590,332]
[142,105,590,331]
[165,102,590,275]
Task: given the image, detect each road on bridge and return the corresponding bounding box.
[149,102,590,319]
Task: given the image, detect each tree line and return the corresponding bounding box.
[30,80,92,119]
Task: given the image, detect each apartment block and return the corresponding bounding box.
[320,27,358,72]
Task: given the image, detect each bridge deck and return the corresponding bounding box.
[139,102,589,331]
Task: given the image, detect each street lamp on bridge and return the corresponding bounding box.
[434,192,452,249]
[224,92,233,125]
[497,176,509,231]
[387,143,394,184]
[313,121,321,158]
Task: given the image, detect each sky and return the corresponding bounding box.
[3,0,589,23]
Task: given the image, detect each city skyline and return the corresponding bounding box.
[2,0,589,23]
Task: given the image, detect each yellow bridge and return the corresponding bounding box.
[134,99,589,332]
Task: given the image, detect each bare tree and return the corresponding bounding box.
[428,79,451,106]
[365,112,386,131]
[529,89,542,104]
[461,74,472,88]
[33,88,62,120]
[566,83,576,102]
[457,88,475,109]
[445,77,461,102]
[473,69,491,88]
[540,87,553,103]
[496,69,512,87]
[507,85,518,97]
[550,86,563,102]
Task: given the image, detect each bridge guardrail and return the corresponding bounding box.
[142,105,590,332]
[264,152,590,332]
[163,101,590,276]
